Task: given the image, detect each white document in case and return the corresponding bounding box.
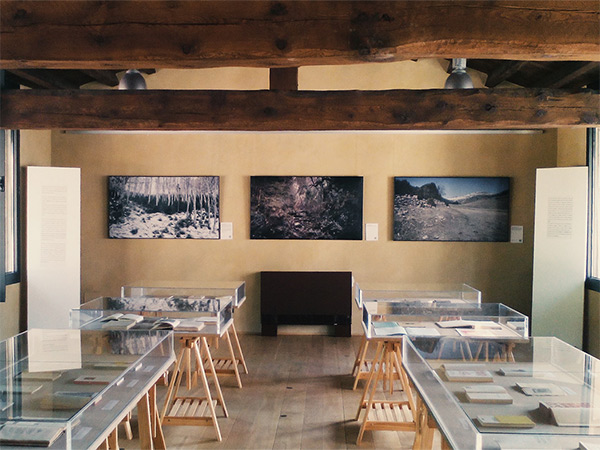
[405,327,440,337]
[27,329,82,372]
[373,322,406,336]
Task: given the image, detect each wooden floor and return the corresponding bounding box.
[123,335,439,449]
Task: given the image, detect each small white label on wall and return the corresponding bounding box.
[221,222,233,240]
[510,225,523,243]
[366,223,378,241]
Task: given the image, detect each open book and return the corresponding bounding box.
[442,363,493,382]
[100,313,144,330]
[516,382,565,396]
[539,401,600,427]
[436,319,505,330]
[372,321,406,336]
[132,317,207,332]
[463,385,513,404]
[150,318,181,330]
[0,421,65,447]
[174,319,207,332]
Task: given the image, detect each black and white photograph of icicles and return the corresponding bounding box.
[250,176,363,240]
[108,176,220,239]
[393,177,510,242]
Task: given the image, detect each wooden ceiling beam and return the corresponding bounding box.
[483,61,527,88]
[535,62,599,88]
[1,88,597,130]
[4,70,57,89]
[4,69,81,89]
[1,1,598,69]
[80,70,119,87]
[270,68,298,91]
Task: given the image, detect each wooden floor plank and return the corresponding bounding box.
[123,335,428,449]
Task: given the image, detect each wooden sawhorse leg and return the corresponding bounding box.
[229,322,249,374]
[356,341,415,446]
[161,337,227,442]
[137,385,166,450]
[202,329,244,388]
[352,335,368,377]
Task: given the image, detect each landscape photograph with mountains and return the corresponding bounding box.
[393,177,510,242]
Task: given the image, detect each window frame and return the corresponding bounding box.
[4,129,20,286]
[587,127,600,292]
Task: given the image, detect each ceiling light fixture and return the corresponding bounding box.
[444,58,474,89]
[118,69,147,90]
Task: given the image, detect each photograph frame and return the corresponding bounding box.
[250,175,364,240]
[108,175,220,239]
[393,176,510,242]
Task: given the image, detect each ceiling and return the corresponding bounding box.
[4,61,599,90]
[1,1,597,131]
[3,69,155,90]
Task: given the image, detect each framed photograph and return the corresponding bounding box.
[108,176,219,239]
[393,177,510,242]
[250,176,363,240]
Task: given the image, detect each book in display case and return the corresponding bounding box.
[354,282,481,309]
[71,295,233,336]
[361,300,528,341]
[0,328,174,449]
[121,280,246,308]
[402,336,600,449]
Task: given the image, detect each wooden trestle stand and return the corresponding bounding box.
[352,336,401,390]
[355,339,416,446]
[204,322,248,388]
[160,335,228,441]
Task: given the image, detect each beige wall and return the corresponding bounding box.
[49,61,560,335]
[557,128,587,167]
[51,132,557,335]
[0,130,52,340]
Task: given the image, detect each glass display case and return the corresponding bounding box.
[362,300,528,340]
[0,329,173,449]
[121,280,246,308]
[354,282,481,309]
[71,295,233,336]
[403,336,600,449]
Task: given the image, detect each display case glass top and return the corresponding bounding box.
[121,280,246,308]
[71,295,233,336]
[403,336,600,449]
[0,329,173,449]
[362,300,528,340]
[354,282,481,309]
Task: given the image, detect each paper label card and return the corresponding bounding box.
[365,223,378,241]
[220,222,233,240]
[511,225,524,243]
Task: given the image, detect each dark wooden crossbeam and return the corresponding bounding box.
[1,1,598,69]
[535,62,600,88]
[484,61,528,88]
[5,69,81,89]
[270,68,298,91]
[80,70,119,87]
[1,88,597,130]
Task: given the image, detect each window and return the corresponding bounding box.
[4,130,19,285]
[588,128,599,290]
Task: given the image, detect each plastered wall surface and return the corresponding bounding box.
[51,132,556,334]
[49,60,560,335]
[557,128,587,167]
